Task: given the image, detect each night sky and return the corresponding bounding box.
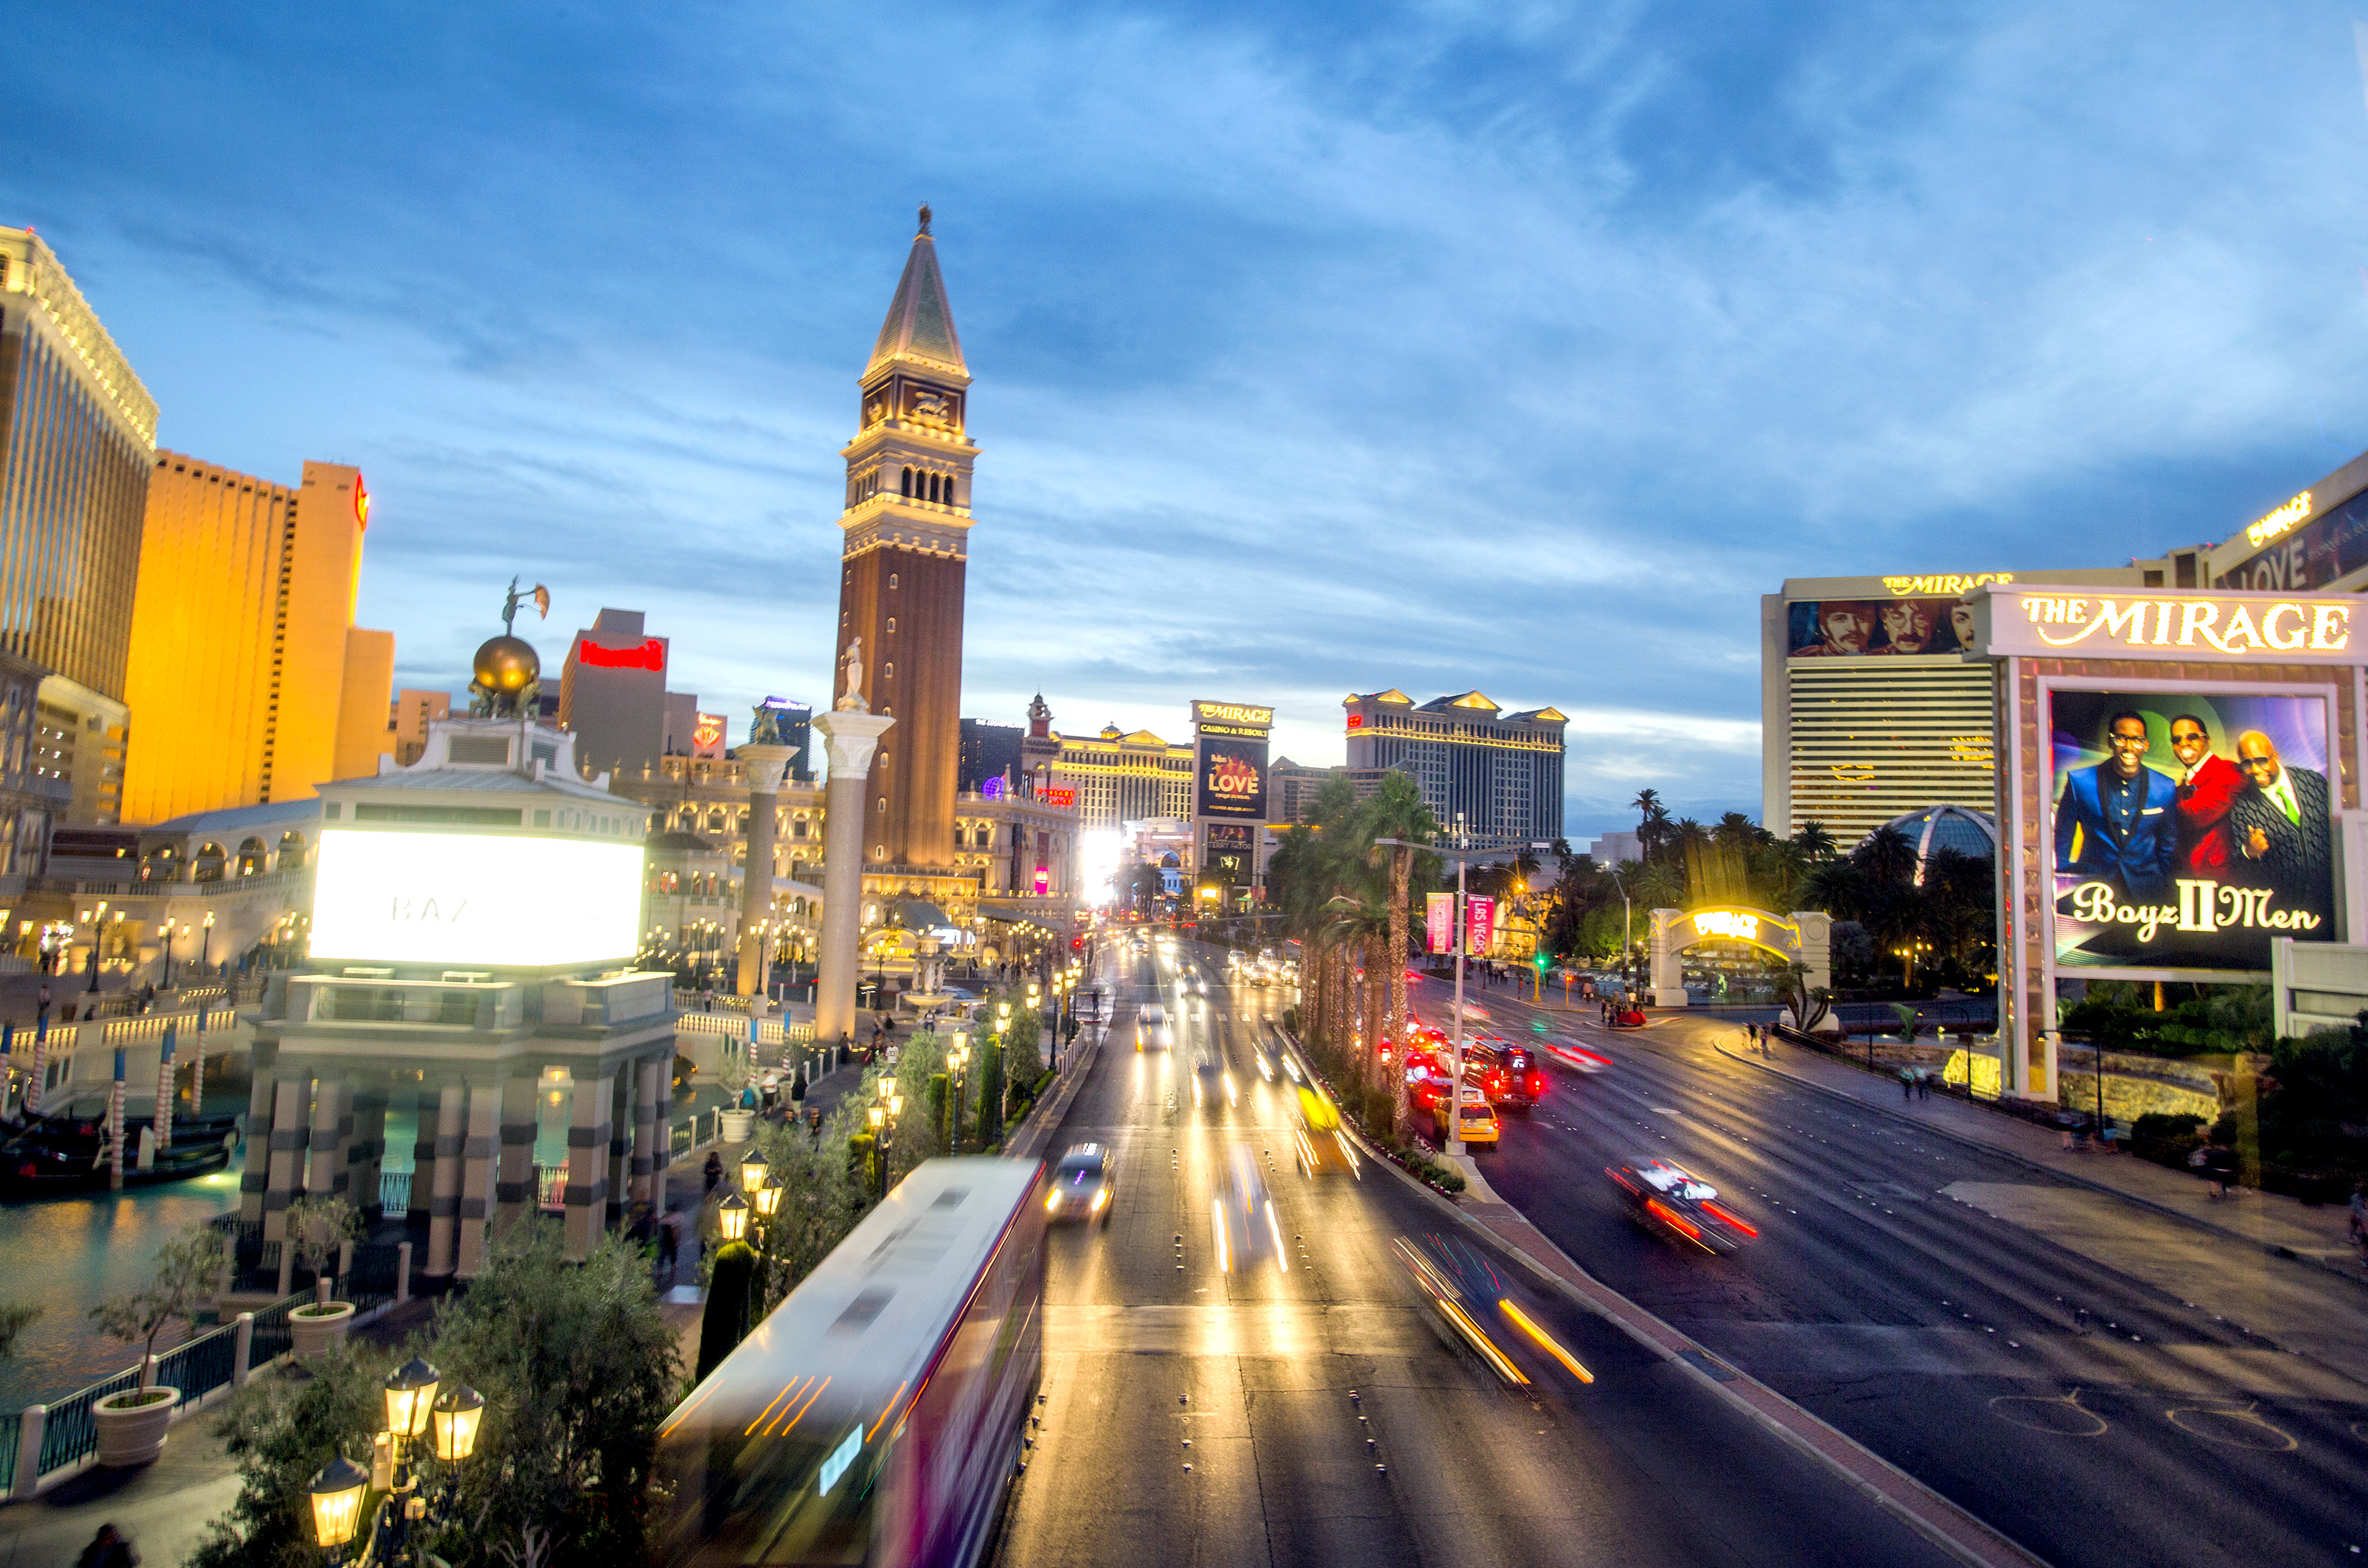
[9,2,2368,836]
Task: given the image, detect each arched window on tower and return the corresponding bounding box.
[926,473,939,502]
[886,617,895,633]
[944,477,957,506]
[901,467,913,497]
[885,662,894,678]
[888,573,898,588]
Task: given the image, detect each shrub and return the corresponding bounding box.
[189,1343,390,1568]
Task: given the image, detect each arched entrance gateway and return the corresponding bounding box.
[1647,906,1833,1007]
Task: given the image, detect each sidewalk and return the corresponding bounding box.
[1719,1036,2363,1277]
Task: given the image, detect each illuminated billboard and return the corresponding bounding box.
[310,830,644,967]
[2047,690,2334,973]
[1195,737,1267,820]
[1787,596,1977,657]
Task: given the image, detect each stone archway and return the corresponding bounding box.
[1648,906,1832,1006]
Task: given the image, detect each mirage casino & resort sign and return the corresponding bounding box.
[1970,586,2357,663]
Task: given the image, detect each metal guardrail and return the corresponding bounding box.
[380,1169,413,1214]
[676,1009,814,1046]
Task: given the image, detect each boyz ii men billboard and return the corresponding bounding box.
[2049,689,2334,971]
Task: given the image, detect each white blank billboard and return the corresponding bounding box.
[310,830,643,967]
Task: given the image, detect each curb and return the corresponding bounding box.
[1712,1041,2368,1293]
[1323,1073,2047,1568]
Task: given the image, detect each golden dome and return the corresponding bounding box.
[472,635,540,695]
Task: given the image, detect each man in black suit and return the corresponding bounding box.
[2230,729,2333,919]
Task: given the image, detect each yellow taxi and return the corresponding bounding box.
[1451,1085,1500,1149]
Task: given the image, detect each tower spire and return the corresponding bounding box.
[868,209,965,378]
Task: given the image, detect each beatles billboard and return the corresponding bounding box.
[2047,688,2334,972]
[1788,596,1981,657]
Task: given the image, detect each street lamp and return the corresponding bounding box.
[738,1145,770,1196]
[308,1456,371,1563]
[947,1036,970,1153]
[200,911,215,974]
[431,1383,485,1463]
[158,921,173,989]
[717,1191,750,1243]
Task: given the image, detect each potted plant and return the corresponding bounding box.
[717,1050,758,1143]
[283,1195,360,1363]
[89,1224,225,1467]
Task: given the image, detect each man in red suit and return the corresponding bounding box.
[2170,713,2243,875]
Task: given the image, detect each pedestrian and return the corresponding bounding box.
[703,1150,723,1194]
[1917,1068,1932,1101]
[2349,1180,2367,1264]
[76,1524,137,1568]
[2203,1137,2236,1198]
[1900,1065,1915,1100]
[657,1208,681,1280]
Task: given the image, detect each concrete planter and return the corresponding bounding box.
[288,1300,354,1364]
[94,1386,178,1468]
[719,1109,756,1143]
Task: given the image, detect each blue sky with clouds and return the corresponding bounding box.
[9,1,2368,837]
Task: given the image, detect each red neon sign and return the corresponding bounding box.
[692,714,723,749]
[1040,787,1076,808]
[577,637,665,672]
[1345,714,1363,728]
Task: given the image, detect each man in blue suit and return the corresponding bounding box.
[2054,710,2179,904]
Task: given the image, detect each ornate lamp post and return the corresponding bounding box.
[946,1036,969,1154]
[158,921,172,990]
[312,1359,487,1567]
[199,911,215,975]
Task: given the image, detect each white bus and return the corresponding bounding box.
[652,1158,1044,1567]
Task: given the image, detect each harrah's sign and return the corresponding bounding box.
[1971,586,2357,664]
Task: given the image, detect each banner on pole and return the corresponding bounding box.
[1467,896,1496,956]
[1426,893,1454,954]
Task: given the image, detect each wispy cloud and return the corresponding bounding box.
[5,1,2366,837]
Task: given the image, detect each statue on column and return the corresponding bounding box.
[835,637,869,713]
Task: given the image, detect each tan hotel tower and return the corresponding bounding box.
[835,207,977,919]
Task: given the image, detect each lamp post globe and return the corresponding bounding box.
[431,1383,487,1463]
[309,1455,372,1556]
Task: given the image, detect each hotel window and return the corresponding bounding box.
[889,573,898,588]
[885,663,894,678]
[886,618,896,633]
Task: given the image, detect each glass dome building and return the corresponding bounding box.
[1867,803,1996,883]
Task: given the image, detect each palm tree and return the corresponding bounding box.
[1325,885,1394,1094]
[1857,824,1920,889]
[1361,771,1437,1098]
[1791,820,1838,863]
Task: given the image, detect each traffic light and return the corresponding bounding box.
[1533,953,1549,972]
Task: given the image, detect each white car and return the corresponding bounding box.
[1137,1003,1174,1051]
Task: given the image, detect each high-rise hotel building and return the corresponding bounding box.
[1342,690,1567,845]
[121,456,395,821]
[0,229,154,703]
[1760,568,2143,845]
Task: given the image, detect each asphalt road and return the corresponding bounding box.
[1450,974,2368,1568]
[995,938,1960,1568]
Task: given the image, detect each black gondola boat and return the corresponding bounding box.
[0,1096,243,1195]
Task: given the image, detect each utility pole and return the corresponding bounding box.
[1378,814,1492,1157]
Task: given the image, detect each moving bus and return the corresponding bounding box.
[652,1158,1045,1567]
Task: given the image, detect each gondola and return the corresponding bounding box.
[0,1099,243,1195]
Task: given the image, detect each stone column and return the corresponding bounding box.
[456,1081,502,1278]
[563,1071,615,1261]
[496,1077,540,1233]
[306,1077,350,1201]
[650,1051,675,1190]
[736,742,799,1007]
[631,1056,661,1206]
[239,1059,278,1223]
[425,1084,466,1277]
[607,1069,634,1226]
[408,1089,439,1228]
[348,1093,387,1219]
[814,711,895,1046]
[261,1074,312,1241]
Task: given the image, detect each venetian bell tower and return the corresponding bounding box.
[836,205,974,884]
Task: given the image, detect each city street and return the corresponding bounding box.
[996,938,1960,1568]
[1450,977,2368,1568]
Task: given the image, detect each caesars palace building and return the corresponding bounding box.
[1764,444,2368,1101]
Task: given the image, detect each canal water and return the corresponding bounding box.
[0,1074,732,1409]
